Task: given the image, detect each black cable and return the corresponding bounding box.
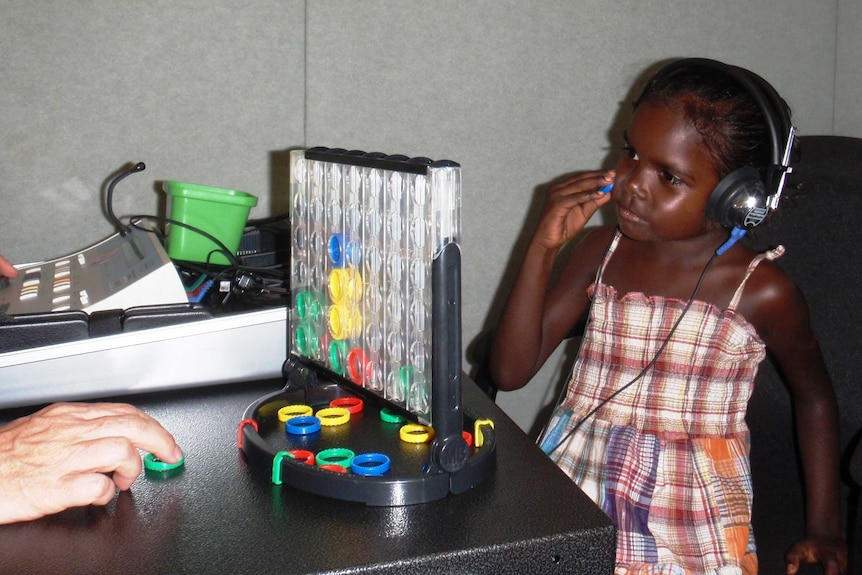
[128,215,289,303]
[539,248,721,456]
[105,162,146,236]
[128,215,240,268]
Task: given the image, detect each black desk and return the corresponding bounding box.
[0,378,614,574]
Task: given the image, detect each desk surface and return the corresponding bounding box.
[0,377,614,575]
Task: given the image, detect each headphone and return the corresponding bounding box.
[643,58,797,231]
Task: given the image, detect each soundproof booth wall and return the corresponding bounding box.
[1,0,859,431]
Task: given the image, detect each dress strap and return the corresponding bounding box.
[594,229,622,286]
[728,245,785,311]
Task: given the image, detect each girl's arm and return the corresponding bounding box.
[747,265,847,574]
[489,171,613,391]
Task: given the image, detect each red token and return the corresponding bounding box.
[330,396,364,414]
[288,449,316,466]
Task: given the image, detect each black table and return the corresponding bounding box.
[0,377,615,574]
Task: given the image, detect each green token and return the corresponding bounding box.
[379,407,406,424]
[315,447,355,468]
[144,451,185,472]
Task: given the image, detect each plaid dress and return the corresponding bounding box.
[542,231,783,575]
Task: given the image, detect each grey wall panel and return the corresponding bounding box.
[836,0,862,136]
[0,1,305,264]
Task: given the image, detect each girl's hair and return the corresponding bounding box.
[636,64,779,180]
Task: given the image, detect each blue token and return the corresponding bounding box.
[285,415,322,436]
[350,452,391,476]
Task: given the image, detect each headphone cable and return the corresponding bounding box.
[539,246,720,455]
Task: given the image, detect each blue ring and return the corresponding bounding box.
[285,415,322,436]
[350,452,391,476]
[328,233,345,267]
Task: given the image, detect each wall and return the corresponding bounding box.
[0,1,305,263]
[1,1,858,433]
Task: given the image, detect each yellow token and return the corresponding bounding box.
[399,423,435,444]
[474,418,495,448]
[315,406,351,427]
[277,404,313,423]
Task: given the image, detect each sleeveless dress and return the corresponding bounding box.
[540,231,784,575]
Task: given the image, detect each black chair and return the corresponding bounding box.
[744,135,862,574]
[471,136,862,574]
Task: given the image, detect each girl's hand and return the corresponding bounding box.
[785,534,847,574]
[533,171,614,251]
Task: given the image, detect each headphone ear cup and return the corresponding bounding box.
[707,167,769,229]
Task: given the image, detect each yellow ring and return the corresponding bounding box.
[399,423,435,444]
[315,406,351,427]
[474,418,495,448]
[277,404,313,423]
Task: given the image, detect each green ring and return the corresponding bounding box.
[329,339,348,375]
[379,407,406,424]
[315,447,355,467]
[144,451,185,472]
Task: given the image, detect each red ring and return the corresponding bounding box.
[330,396,364,414]
[318,464,348,473]
[346,348,371,384]
[462,430,473,448]
[288,449,316,466]
[237,418,259,449]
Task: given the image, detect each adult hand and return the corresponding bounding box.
[0,402,182,524]
[0,254,18,278]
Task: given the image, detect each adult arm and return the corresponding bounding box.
[0,402,183,524]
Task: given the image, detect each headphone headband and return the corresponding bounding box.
[644,58,797,228]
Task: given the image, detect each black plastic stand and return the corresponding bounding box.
[238,354,497,506]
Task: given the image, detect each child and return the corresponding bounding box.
[489,58,846,574]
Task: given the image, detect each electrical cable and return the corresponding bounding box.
[105,162,146,236]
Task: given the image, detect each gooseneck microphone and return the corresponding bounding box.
[106,162,146,236]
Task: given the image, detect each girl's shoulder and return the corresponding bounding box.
[730,245,810,337]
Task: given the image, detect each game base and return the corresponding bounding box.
[238,357,496,506]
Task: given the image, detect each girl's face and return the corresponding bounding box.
[613,100,722,243]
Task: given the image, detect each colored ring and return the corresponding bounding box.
[330,396,364,414]
[287,449,316,466]
[379,407,406,424]
[285,415,322,436]
[295,290,314,318]
[318,464,348,473]
[272,451,290,485]
[329,339,349,375]
[328,233,346,267]
[462,430,473,448]
[294,322,319,356]
[474,418,495,448]
[316,447,355,468]
[399,423,435,444]
[315,406,351,427]
[350,452,391,476]
[328,304,362,340]
[328,268,348,303]
[144,451,185,472]
[347,347,371,384]
[278,404,313,423]
[237,418,258,450]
